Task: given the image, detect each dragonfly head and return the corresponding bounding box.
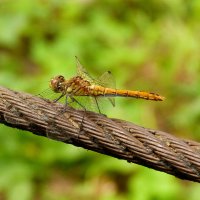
[49,75,65,93]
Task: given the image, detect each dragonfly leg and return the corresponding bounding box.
[51,94,71,117]
[53,93,65,103]
[69,96,87,139]
[65,95,70,106]
[69,96,86,111]
[94,97,101,114]
[57,95,75,115]
[64,94,77,106]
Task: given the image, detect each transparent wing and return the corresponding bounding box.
[68,96,100,113]
[75,56,94,83]
[96,71,116,107]
[97,70,116,88]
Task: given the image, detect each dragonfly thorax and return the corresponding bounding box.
[49,75,91,96]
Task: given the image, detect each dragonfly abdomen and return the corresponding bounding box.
[114,89,164,101]
[90,86,164,101]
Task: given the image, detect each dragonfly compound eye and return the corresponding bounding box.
[58,75,65,81]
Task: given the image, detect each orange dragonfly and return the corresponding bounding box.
[49,57,165,113]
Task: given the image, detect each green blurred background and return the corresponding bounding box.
[0,0,200,199]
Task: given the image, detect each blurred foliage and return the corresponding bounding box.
[0,0,200,199]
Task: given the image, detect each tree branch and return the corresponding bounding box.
[0,86,200,182]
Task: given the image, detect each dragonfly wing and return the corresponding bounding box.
[69,95,101,113]
[97,71,116,107]
[75,56,94,83]
[75,57,116,107]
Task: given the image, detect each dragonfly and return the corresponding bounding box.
[49,57,165,113]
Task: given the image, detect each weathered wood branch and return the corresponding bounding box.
[0,86,200,182]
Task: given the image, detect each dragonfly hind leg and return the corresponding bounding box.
[94,97,101,114]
